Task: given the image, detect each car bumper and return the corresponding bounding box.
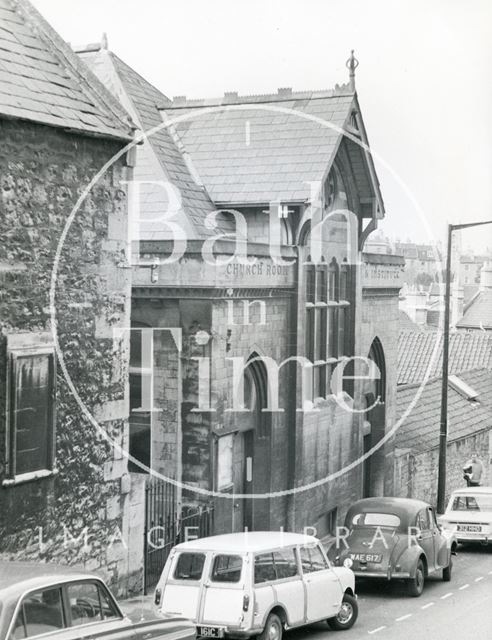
[456,533,491,543]
[196,625,260,639]
[353,570,411,580]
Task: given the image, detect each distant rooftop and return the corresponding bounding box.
[398,330,492,385]
[457,289,492,330]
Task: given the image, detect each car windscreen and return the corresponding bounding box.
[211,555,243,583]
[173,552,206,581]
[352,512,401,528]
[452,495,492,512]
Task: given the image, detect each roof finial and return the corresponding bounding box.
[101,32,108,50]
[346,49,359,91]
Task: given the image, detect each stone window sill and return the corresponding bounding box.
[2,468,58,487]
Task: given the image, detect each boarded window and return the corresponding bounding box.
[8,347,56,478]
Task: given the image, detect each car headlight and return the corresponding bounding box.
[343,558,354,569]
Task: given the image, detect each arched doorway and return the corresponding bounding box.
[362,338,386,497]
[241,354,270,531]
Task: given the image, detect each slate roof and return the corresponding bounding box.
[0,0,133,139]
[159,88,359,205]
[396,368,492,454]
[398,330,492,385]
[457,289,492,330]
[78,48,230,239]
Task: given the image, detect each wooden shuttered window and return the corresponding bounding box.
[5,336,56,483]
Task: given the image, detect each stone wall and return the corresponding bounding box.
[0,118,138,595]
[210,296,291,532]
[394,431,491,506]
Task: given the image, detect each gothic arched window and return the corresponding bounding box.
[305,256,352,401]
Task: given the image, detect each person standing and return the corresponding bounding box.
[462,452,485,487]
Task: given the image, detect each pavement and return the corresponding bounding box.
[121,544,492,637]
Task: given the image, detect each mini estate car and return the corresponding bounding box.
[154,531,358,639]
[328,497,457,597]
[439,486,492,545]
[0,561,196,640]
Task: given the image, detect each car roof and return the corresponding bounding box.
[0,562,103,601]
[449,486,492,495]
[173,531,318,552]
[345,497,431,526]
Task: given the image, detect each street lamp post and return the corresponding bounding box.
[437,219,492,514]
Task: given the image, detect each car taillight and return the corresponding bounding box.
[155,588,162,606]
[243,594,250,612]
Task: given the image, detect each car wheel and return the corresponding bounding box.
[258,613,282,640]
[327,593,358,631]
[443,556,452,581]
[407,559,425,597]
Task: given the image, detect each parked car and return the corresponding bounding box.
[439,486,492,545]
[154,531,358,638]
[0,561,196,640]
[327,497,457,597]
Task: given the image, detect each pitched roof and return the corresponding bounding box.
[0,0,133,139]
[396,368,492,454]
[77,48,231,239]
[456,289,492,330]
[159,89,365,206]
[399,310,423,332]
[398,330,492,385]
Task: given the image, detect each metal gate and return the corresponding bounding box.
[143,477,214,593]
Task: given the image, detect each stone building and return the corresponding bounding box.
[0,0,140,593]
[79,43,404,543]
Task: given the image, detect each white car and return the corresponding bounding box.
[154,531,358,639]
[439,487,492,544]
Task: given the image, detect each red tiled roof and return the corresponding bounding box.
[0,0,133,139]
[396,368,492,453]
[398,330,492,385]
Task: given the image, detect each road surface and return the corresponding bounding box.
[290,544,492,639]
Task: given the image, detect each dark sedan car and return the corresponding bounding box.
[328,497,457,597]
[0,561,196,640]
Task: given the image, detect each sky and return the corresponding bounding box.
[32,0,492,254]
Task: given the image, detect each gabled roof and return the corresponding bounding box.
[77,48,230,239]
[396,368,492,454]
[456,289,492,330]
[0,0,133,139]
[399,310,423,332]
[398,330,492,385]
[159,88,383,208]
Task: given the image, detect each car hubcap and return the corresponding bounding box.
[337,602,353,624]
[268,622,280,640]
[417,570,424,590]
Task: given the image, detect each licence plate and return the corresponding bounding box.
[198,627,225,638]
[457,524,482,532]
[350,553,382,563]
